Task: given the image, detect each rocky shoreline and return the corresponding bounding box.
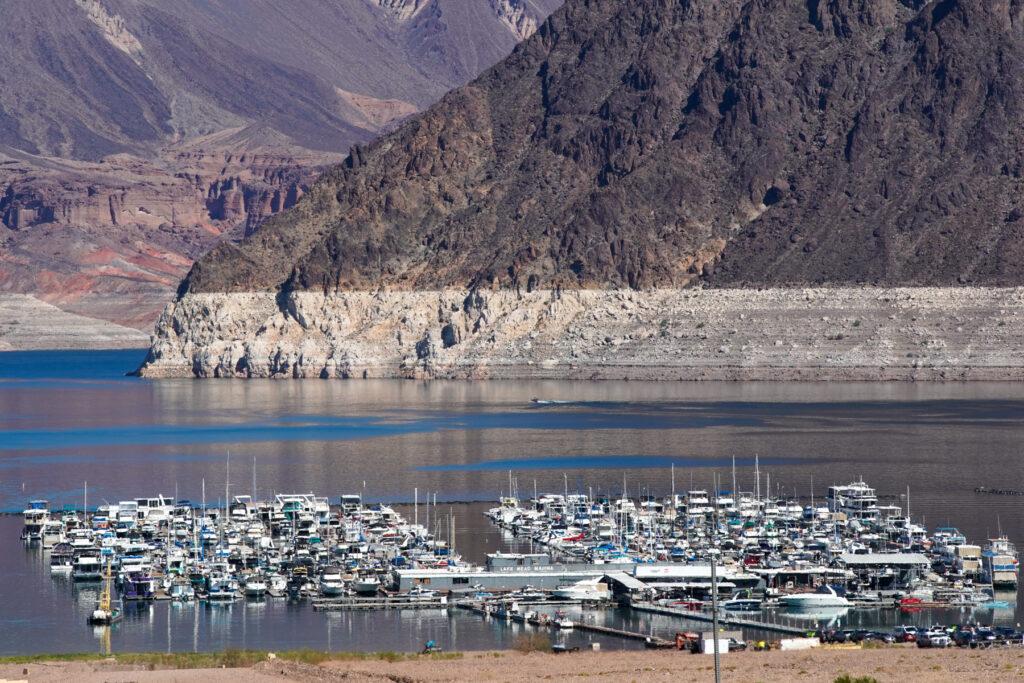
[138,286,1024,381]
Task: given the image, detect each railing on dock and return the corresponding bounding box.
[629,600,809,635]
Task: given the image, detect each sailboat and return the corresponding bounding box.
[87,558,122,624]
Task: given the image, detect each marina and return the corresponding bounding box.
[4,350,1024,657]
[14,470,1023,655]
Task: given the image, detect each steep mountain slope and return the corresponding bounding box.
[183,0,1024,297]
[0,0,560,329]
[1,0,561,160]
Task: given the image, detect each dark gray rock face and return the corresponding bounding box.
[182,0,1024,295]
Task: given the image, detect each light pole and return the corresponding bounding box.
[710,472,722,683]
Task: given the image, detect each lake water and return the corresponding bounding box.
[2,349,1024,655]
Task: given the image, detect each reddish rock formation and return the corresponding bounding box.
[0,0,563,333]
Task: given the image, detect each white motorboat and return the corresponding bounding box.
[244,575,268,598]
[722,590,762,612]
[778,585,851,610]
[168,579,195,601]
[320,569,346,597]
[268,573,288,593]
[207,574,239,601]
[552,578,610,601]
[406,585,442,602]
[351,576,381,595]
[41,520,65,548]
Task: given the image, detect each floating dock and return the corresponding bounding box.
[455,601,674,647]
[630,601,807,636]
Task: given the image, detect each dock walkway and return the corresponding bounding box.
[630,601,808,636]
[455,601,674,647]
[312,596,449,611]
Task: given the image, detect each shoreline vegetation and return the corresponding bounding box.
[3,646,1024,682]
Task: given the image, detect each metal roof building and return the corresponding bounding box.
[838,553,930,566]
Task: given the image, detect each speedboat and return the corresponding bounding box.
[722,589,762,612]
[552,578,610,601]
[778,585,851,610]
[509,586,546,601]
[406,585,440,601]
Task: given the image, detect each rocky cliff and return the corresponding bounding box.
[0,133,335,328]
[181,0,1024,297]
[0,0,561,336]
[139,287,1024,380]
[144,0,1024,379]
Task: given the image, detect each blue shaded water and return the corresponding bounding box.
[2,349,1024,654]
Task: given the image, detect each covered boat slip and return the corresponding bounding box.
[838,553,930,591]
[392,561,767,595]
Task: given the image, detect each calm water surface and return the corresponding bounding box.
[2,349,1024,655]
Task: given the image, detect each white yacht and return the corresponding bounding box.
[826,481,880,522]
[778,585,851,610]
[21,501,49,541]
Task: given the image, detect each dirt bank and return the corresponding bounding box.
[4,647,1024,682]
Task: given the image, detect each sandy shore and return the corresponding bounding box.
[4,647,1024,682]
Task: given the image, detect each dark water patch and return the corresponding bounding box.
[417,455,820,472]
[0,410,764,452]
[0,348,147,381]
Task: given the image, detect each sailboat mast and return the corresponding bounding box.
[731,456,737,502]
[671,464,675,504]
[754,454,760,502]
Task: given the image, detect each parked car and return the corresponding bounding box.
[863,631,896,644]
[893,626,918,643]
[918,632,952,648]
[727,638,747,652]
